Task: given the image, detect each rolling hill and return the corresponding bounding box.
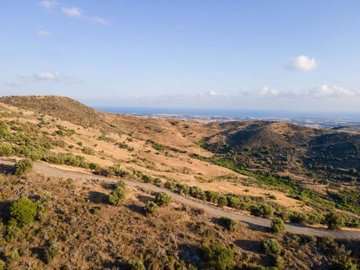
[0,95,359,269]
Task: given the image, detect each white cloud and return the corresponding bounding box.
[39,2,110,26]
[3,81,24,87]
[36,29,51,37]
[34,72,59,81]
[61,7,111,26]
[89,16,110,25]
[40,0,57,9]
[258,86,279,96]
[307,85,360,97]
[289,55,318,71]
[206,90,228,97]
[253,85,360,99]
[62,7,83,17]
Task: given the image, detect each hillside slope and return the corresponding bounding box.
[0,95,359,269]
[204,121,360,183]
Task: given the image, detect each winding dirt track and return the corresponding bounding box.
[3,160,360,240]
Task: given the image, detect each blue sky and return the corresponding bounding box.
[1,0,360,112]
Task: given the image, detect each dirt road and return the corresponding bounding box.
[2,159,360,240]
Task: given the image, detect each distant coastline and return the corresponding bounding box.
[96,106,360,130]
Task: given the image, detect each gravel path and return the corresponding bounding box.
[2,159,360,240]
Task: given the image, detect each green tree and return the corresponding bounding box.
[202,242,235,270]
[10,197,38,227]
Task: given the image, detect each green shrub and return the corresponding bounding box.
[145,201,158,215]
[96,167,114,177]
[189,186,206,200]
[154,192,171,207]
[273,255,285,269]
[333,260,358,270]
[0,259,5,270]
[44,242,60,264]
[128,260,146,270]
[289,212,307,224]
[227,196,241,209]
[109,165,129,177]
[42,153,90,168]
[18,145,46,161]
[201,242,235,270]
[4,219,21,242]
[141,174,153,183]
[152,143,165,151]
[9,249,20,261]
[108,181,126,206]
[15,159,33,176]
[89,162,101,171]
[218,217,236,231]
[0,121,9,138]
[205,190,220,203]
[261,238,282,256]
[0,143,13,156]
[271,217,285,233]
[251,204,274,218]
[82,146,95,155]
[325,212,344,230]
[10,197,38,226]
[217,196,228,207]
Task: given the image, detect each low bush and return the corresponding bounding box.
[289,212,308,224]
[217,196,228,207]
[325,212,343,230]
[145,201,158,215]
[10,197,38,227]
[95,167,114,177]
[271,217,285,233]
[128,260,146,270]
[154,192,171,207]
[0,121,9,138]
[108,181,126,206]
[0,143,13,156]
[261,238,282,256]
[109,165,129,177]
[44,242,60,264]
[15,159,33,176]
[250,204,274,218]
[218,217,236,231]
[82,146,95,155]
[201,242,235,270]
[0,260,5,270]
